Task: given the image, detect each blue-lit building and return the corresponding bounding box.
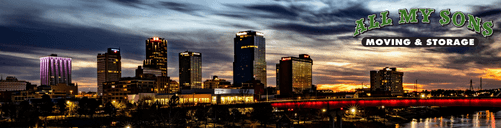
[233,30,267,87]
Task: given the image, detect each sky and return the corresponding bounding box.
[0,0,501,92]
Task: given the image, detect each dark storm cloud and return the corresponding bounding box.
[109,0,144,8]
[0,56,39,79]
[270,23,353,35]
[319,69,368,77]
[245,4,299,18]
[160,1,201,13]
[152,31,234,64]
[72,68,96,78]
[471,5,501,18]
[0,21,146,61]
[303,4,375,24]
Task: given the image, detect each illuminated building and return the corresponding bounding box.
[51,83,78,97]
[233,30,266,87]
[128,88,255,105]
[102,76,178,102]
[155,76,179,93]
[97,48,121,96]
[144,37,168,77]
[40,54,72,86]
[0,76,27,91]
[102,77,156,102]
[242,78,265,101]
[277,54,313,97]
[203,76,231,89]
[370,67,404,96]
[179,51,202,89]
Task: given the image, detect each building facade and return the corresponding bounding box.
[51,83,78,97]
[102,76,179,102]
[97,48,121,95]
[277,54,313,97]
[144,37,168,77]
[233,30,266,87]
[40,54,72,86]
[102,77,156,102]
[0,76,27,91]
[370,67,404,96]
[179,51,202,89]
[203,76,231,89]
[128,88,255,105]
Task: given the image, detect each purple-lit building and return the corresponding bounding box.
[40,54,72,86]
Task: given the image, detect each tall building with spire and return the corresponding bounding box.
[233,30,266,87]
[179,51,202,89]
[97,48,121,95]
[144,37,168,77]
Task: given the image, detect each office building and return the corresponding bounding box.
[0,76,27,91]
[40,54,72,86]
[277,54,313,97]
[370,67,404,96]
[203,76,231,89]
[143,37,168,77]
[103,76,179,102]
[233,30,266,87]
[179,51,202,89]
[102,77,156,102]
[128,88,255,105]
[97,48,121,95]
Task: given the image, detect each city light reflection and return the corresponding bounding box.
[402,111,500,128]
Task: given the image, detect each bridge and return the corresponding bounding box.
[270,97,501,109]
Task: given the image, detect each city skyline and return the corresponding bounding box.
[1,0,501,92]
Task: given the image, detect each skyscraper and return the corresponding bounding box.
[97,48,121,95]
[233,30,266,87]
[40,54,72,86]
[370,67,404,96]
[277,54,313,97]
[144,37,168,77]
[179,51,202,89]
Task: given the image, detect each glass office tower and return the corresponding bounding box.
[179,51,202,89]
[277,54,313,97]
[233,30,266,87]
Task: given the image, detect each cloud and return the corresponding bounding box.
[245,4,299,18]
[270,23,353,35]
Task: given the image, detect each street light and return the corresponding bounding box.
[322,109,326,112]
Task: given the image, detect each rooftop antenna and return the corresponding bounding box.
[415,79,418,93]
[480,77,482,90]
[470,79,474,91]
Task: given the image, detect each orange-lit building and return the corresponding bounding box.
[97,48,121,96]
[277,54,313,97]
[370,67,404,96]
[203,76,231,89]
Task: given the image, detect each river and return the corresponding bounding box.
[399,110,498,128]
